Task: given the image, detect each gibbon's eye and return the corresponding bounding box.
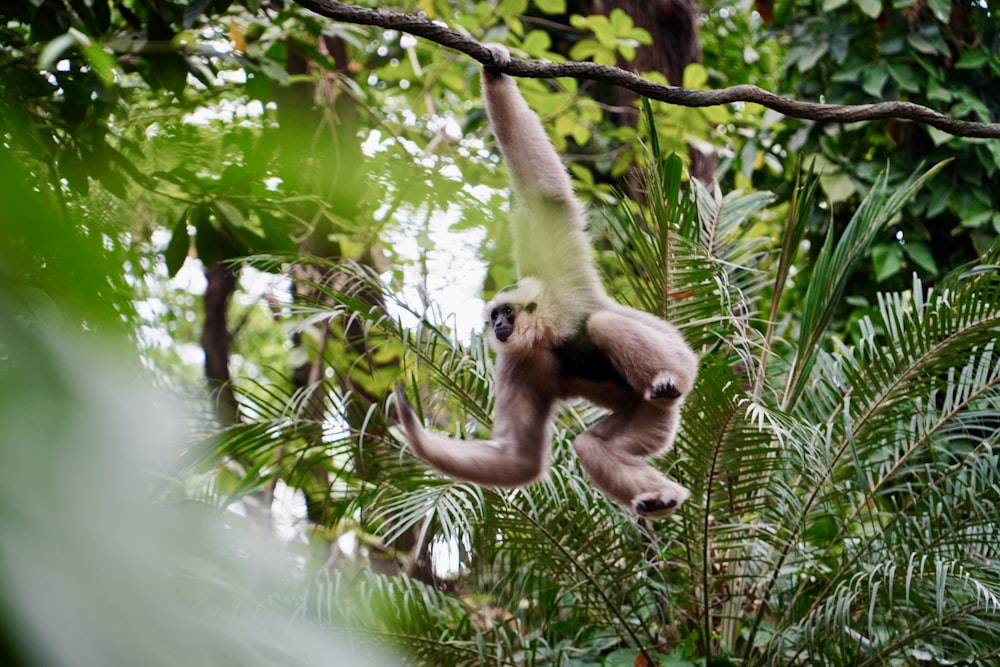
[502,305,515,317]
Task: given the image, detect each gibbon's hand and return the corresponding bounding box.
[483,43,511,78]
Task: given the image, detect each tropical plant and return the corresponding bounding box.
[189,149,1000,665]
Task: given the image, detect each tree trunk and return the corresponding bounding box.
[201,261,240,426]
[606,0,716,184]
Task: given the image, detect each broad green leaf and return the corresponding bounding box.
[569,39,613,65]
[163,209,191,277]
[683,63,709,89]
[854,0,882,18]
[926,126,953,146]
[955,49,988,70]
[591,17,617,48]
[926,0,951,22]
[877,33,905,55]
[797,43,829,72]
[902,241,938,275]
[629,27,653,45]
[192,204,219,266]
[831,60,866,82]
[498,0,528,17]
[39,32,77,70]
[212,199,245,229]
[886,61,920,92]
[862,64,889,97]
[819,170,856,202]
[533,0,565,14]
[607,8,634,33]
[926,76,953,103]
[521,29,551,56]
[872,242,904,281]
[907,32,937,55]
[81,44,116,88]
[960,209,993,228]
[979,137,1000,172]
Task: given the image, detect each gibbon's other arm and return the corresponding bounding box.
[393,355,558,487]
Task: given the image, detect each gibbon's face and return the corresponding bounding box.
[487,299,539,343]
[489,303,518,342]
[484,278,542,346]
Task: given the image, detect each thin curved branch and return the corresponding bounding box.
[293,0,1000,139]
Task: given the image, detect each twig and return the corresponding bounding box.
[293,0,1000,139]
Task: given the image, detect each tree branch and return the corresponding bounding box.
[293,0,1000,139]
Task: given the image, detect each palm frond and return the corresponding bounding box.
[758,257,1000,662]
[784,161,950,408]
[599,154,775,367]
[189,154,1000,666]
[300,569,536,665]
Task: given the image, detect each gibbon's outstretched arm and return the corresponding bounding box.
[481,48,573,206]
[394,352,559,487]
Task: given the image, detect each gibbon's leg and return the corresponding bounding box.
[586,309,698,401]
[394,378,556,487]
[572,401,691,518]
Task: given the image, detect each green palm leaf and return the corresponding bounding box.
[784,161,951,408]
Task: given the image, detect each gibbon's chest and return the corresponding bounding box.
[551,331,636,409]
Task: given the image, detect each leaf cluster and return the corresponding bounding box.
[766,0,1000,293]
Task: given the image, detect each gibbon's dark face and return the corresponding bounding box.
[490,303,517,342]
[485,280,540,345]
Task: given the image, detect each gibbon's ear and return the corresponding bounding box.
[526,302,537,314]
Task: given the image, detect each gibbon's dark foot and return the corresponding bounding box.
[636,497,676,516]
[648,381,682,400]
[632,482,690,519]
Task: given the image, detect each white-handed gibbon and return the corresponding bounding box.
[395,45,698,518]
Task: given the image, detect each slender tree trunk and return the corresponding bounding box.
[201,261,240,426]
[605,0,716,184]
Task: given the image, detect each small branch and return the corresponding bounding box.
[293,0,1000,139]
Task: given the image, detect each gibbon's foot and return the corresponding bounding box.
[483,43,511,77]
[646,371,684,400]
[632,482,690,519]
[648,380,682,400]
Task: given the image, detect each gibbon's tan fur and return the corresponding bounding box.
[395,45,698,518]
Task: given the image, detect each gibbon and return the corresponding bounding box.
[395,45,698,518]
